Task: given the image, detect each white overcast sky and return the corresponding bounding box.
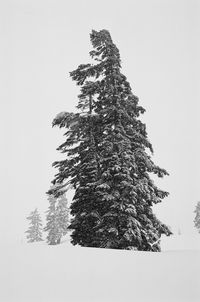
[0,0,199,244]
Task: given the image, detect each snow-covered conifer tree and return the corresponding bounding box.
[194,201,200,233]
[44,191,69,245]
[56,194,70,241]
[44,194,59,245]
[25,208,43,243]
[49,29,172,251]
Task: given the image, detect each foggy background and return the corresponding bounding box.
[1,0,199,245]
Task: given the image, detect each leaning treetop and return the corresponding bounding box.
[49,29,172,251]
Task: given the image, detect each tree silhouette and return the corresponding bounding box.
[49,29,172,251]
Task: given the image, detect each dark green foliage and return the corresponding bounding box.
[49,29,172,251]
[26,208,43,243]
[194,201,200,233]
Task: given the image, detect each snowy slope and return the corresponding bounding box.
[0,240,199,302]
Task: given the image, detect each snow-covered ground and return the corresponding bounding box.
[0,235,200,302]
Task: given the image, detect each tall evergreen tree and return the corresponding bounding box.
[25,208,43,243]
[194,201,200,233]
[44,189,69,245]
[49,29,172,251]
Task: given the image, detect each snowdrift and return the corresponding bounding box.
[1,240,200,302]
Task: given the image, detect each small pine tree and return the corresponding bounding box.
[26,208,43,243]
[44,190,69,245]
[44,194,59,245]
[194,201,200,233]
[56,194,70,241]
